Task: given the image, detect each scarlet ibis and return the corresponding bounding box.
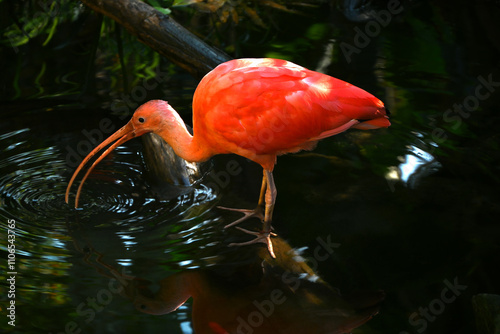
[65,58,390,257]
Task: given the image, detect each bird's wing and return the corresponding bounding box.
[193,59,388,157]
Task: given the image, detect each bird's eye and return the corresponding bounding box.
[138,117,145,123]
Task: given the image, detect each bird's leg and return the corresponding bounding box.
[229,170,277,258]
[262,170,276,234]
[219,172,267,228]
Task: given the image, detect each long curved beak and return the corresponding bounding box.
[65,121,145,208]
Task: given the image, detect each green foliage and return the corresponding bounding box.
[1,0,81,49]
[0,1,168,100]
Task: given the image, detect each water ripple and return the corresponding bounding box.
[1,127,219,247]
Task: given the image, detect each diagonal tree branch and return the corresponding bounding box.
[80,0,231,77]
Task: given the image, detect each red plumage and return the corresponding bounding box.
[192,58,389,170]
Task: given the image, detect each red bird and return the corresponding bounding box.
[65,58,390,257]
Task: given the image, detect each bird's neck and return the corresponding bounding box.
[156,113,211,163]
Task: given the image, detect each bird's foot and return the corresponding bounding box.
[218,206,265,228]
[229,227,277,258]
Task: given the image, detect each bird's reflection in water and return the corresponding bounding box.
[91,237,384,334]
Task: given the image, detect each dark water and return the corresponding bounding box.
[1,1,500,333]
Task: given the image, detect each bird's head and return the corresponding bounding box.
[129,100,178,135]
[65,100,176,208]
